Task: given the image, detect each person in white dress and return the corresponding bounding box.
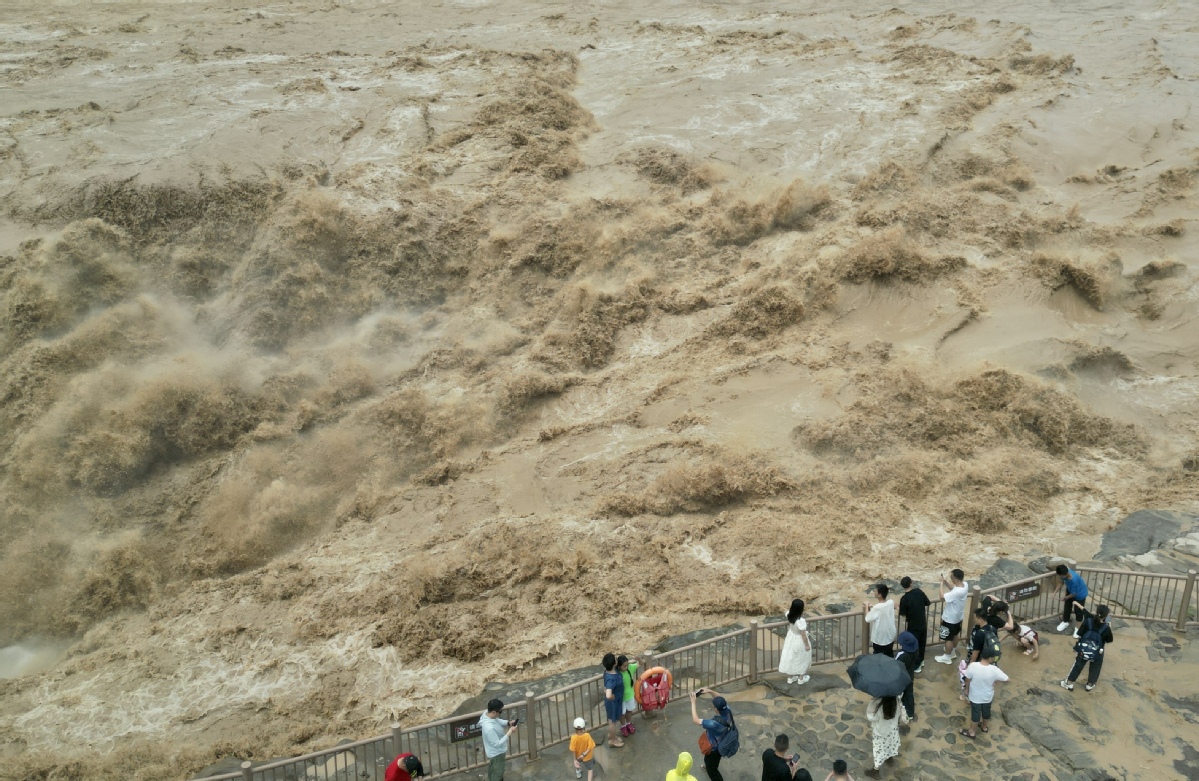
[778,598,813,685]
[864,695,902,777]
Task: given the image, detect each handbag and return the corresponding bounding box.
[698,731,714,756]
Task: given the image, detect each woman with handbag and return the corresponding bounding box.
[690,688,735,781]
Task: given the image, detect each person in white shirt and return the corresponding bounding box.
[959,649,1008,738]
[935,569,968,664]
[863,584,897,657]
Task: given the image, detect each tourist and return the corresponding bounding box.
[779,598,813,685]
[618,654,639,736]
[1052,564,1089,637]
[666,752,699,781]
[863,584,897,656]
[897,577,931,672]
[1060,603,1114,692]
[602,653,626,747]
[570,717,597,781]
[690,688,735,781]
[935,569,968,664]
[959,647,1008,739]
[894,631,919,721]
[825,758,855,781]
[383,752,424,781]
[761,733,803,780]
[478,699,518,781]
[966,609,990,664]
[864,695,901,777]
[1005,619,1040,660]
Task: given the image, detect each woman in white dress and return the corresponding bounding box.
[778,598,812,685]
[865,695,902,776]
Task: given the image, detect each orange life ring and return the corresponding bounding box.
[637,666,673,694]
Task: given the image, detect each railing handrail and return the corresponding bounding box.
[195,565,1195,781]
[1079,566,1187,580]
[252,733,390,771]
[654,626,750,657]
[978,571,1056,596]
[534,673,603,701]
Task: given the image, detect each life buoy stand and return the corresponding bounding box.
[637,666,673,712]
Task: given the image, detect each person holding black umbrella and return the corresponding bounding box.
[864,696,901,777]
[846,655,910,778]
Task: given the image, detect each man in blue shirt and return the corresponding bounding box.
[690,688,735,781]
[1052,564,1089,637]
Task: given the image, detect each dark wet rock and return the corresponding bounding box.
[1096,509,1193,561]
[979,558,1039,589]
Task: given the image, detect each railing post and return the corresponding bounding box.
[390,722,402,759]
[861,608,870,656]
[748,620,759,684]
[240,760,253,781]
[968,585,982,621]
[524,691,538,761]
[1177,570,1198,631]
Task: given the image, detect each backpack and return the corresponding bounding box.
[1076,621,1105,661]
[714,715,740,758]
[979,625,1002,662]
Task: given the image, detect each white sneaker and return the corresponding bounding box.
[1056,621,1070,632]
[787,676,798,684]
[797,675,810,685]
[914,665,924,674]
[1073,630,1080,639]
[934,653,956,664]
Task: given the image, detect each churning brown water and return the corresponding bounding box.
[1,0,1197,777]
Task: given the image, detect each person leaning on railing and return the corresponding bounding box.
[1051,564,1089,637]
[383,752,424,781]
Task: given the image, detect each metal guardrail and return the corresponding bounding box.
[202,566,1197,781]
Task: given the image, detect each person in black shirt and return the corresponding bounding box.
[762,734,803,781]
[897,577,931,673]
[1060,603,1114,692]
[966,609,990,664]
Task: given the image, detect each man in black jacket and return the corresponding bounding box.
[897,577,931,673]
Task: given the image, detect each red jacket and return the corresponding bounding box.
[384,753,423,781]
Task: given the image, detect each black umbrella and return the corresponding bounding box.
[847,654,911,697]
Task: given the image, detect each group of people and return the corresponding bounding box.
[385,564,1115,781]
[770,565,1117,776]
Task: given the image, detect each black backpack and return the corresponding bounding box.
[1076,621,1105,661]
[714,715,740,758]
[979,625,1002,662]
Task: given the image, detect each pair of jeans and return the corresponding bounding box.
[1067,651,1104,685]
[703,750,723,781]
[872,642,895,657]
[1061,596,1086,624]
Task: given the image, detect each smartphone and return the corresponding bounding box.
[694,688,704,697]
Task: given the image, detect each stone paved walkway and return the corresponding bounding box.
[487,617,1199,781]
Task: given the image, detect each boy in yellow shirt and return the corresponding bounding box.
[570,717,597,781]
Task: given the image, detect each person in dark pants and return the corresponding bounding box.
[1060,603,1114,692]
[1052,564,1089,636]
[691,688,734,781]
[897,577,931,673]
[894,632,919,722]
[863,584,897,657]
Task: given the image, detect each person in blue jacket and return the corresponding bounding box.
[1052,564,1089,636]
[690,688,734,781]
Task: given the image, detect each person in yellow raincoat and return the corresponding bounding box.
[666,751,698,781]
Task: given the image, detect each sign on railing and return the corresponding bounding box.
[449,717,482,744]
[1004,580,1042,603]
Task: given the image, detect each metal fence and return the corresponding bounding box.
[201,566,1196,781]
